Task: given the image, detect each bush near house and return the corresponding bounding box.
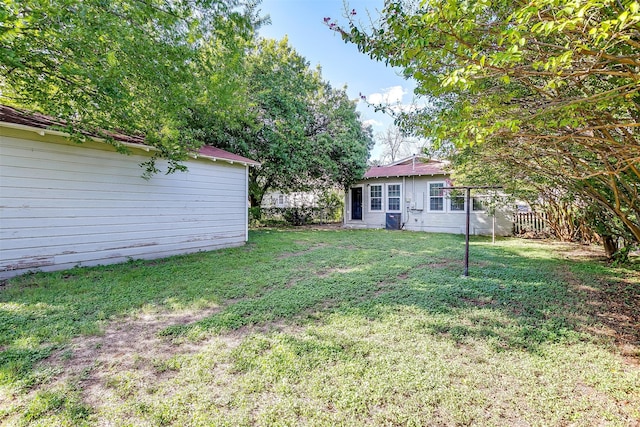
[251,193,344,227]
[251,207,335,226]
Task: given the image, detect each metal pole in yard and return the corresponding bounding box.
[442,185,503,277]
[465,187,471,276]
[492,214,496,244]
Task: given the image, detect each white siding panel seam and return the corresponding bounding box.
[1,132,249,278]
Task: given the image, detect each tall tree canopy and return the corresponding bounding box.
[2,4,372,200]
[187,37,374,206]
[1,0,256,172]
[332,0,640,255]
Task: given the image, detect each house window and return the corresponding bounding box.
[387,184,401,211]
[429,183,444,211]
[472,197,484,211]
[370,185,382,211]
[450,194,465,211]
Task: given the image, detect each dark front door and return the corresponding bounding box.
[351,187,363,220]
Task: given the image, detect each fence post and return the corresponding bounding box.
[515,211,547,235]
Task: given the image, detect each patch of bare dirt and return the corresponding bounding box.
[39,299,312,414]
[559,268,640,365]
[559,243,608,261]
[41,306,232,408]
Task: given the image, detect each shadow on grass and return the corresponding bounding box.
[161,237,638,361]
[1,229,638,393]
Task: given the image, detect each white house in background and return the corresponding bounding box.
[344,155,512,235]
[261,190,320,209]
[0,105,259,279]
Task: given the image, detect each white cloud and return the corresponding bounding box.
[362,119,383,128]
[367,85,406,105]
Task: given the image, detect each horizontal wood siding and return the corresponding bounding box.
[0,132,248,278]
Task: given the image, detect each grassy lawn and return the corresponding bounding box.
[1,229,639,426]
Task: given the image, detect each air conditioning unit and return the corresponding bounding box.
[385,213,401,230]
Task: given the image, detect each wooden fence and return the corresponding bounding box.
[514,212,548,235]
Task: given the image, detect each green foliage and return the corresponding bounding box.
[248,206,263,227]
[3,2,371,194]
[1,0,256,173]
[1,230,638,425]
[281,207,312,226]
[332,0,640,253]
[253,205,341,226]
[188,37,373,206]
[584,202,637,261]
[317,190,344,222]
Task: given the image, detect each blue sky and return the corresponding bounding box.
[257,0,417,159]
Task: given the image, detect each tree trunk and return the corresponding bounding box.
[249,194,261,209]
[602,235,618,259]
[248,171,271,208]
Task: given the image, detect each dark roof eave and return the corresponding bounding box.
[361,172,447,179]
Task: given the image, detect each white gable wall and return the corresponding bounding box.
[344,176,512,236]
[0,127,249,278]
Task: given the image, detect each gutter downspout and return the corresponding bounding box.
[402,176,406,229]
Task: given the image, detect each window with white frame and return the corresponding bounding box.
[387,184,401,211]
[450,193,465,211]
[472,197,484,211]
[370,185,382,211]
[429,183,444,211]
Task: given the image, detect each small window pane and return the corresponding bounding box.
[387,184,401,211]
[429,183,444,211]
[370,185,383,211]
[430,183,444,196]
[430,198,443,211]
[451,197,465,211]
[473,198,484,211]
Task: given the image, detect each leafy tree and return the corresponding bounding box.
[189,37,374,206]
[1,0,256,172]
[452,141,616,250]
[330,0,640,254]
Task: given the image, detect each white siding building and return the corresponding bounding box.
[261,190,320,209]
[344,156,512,236]
[0,106,259,279]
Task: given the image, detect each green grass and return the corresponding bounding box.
[0,229,638,426]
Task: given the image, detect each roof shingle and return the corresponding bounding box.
[364,157,447,178]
